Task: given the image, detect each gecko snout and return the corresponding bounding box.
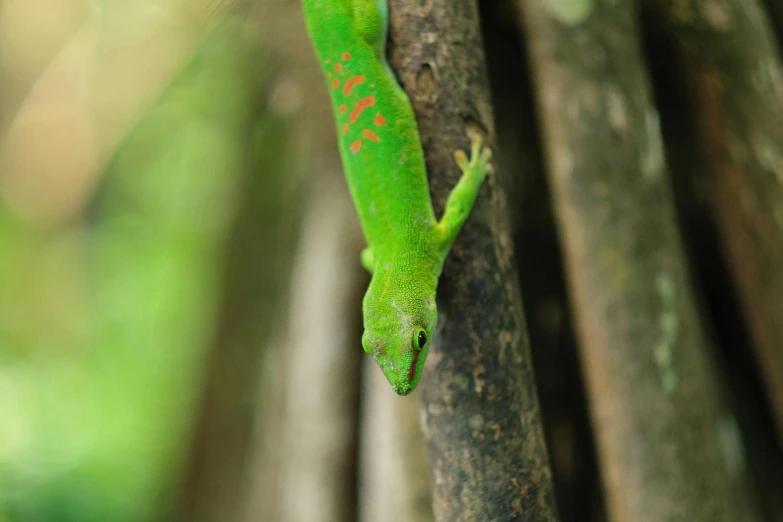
[391,382,413,396]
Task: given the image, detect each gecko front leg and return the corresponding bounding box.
[435,135,492,253]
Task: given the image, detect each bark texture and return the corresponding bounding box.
[516,0,762,520]
[478,7,606,519]
[646,0,783,447]
[388,1,559,521]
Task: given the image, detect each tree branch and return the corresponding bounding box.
[388,1,560,520]
[646,0,783,447]
[516,0,763,520]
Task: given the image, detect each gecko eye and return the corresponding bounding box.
[413,329,427,352]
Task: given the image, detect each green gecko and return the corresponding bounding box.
[302,0,491,395]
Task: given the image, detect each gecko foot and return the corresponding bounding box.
[434,134,492,250]
[454,135,493,180]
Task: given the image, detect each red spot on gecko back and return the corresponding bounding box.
[342,75,366,96]
[342,124,349,135]
[332,78,340,89]
[334,63,343,72]
[342,52,351,61]
[338,104,347,113]
[373,114,387,126]
[362,129,381,142]
[350,139,362,153]
[350,95,376,123]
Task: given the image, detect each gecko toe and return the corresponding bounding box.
[480,146,492,162]
[470,135,482,158]
[454,150,469,170]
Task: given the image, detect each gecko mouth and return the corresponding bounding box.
[372,354,413,395]
[407,350,421,383]
[374,354,400,373]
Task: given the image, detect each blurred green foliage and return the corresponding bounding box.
[0,16,265,522]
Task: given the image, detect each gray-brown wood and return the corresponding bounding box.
[646,0,783,448]
[359,359,433,522]
[388,1,559,521]
[173,111,302,522]
[516,0,762,520]
[169,20,298,521]
[174,0,337,516]
[233,0,367,519]
[242,176,364,522]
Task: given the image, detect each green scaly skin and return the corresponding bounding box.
[302,0,491,395]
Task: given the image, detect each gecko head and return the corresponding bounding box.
[361,280,438,396]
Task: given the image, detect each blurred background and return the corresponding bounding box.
[0,1,303,519]
[2,0,783,521]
